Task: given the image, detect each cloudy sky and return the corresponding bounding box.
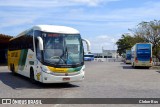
[1,0,160,52]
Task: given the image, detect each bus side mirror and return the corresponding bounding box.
[37,37,44,50]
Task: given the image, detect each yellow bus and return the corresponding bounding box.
[8,25,85,83]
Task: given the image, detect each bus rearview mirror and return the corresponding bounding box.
[37,37,44,50]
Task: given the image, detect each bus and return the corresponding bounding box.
[131,43,152,68]
[8,25,85,83]
[84,54,94,61]
[94,54,105,62]
[125,50,131,64]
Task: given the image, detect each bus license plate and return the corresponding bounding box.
[142,62,146,65]
[63,78,70,81]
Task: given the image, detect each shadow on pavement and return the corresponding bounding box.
[0,72,79,89]
[122,65,134,69]
[120,62,127,65]
[122,65,150,70]
[156,71,160,73]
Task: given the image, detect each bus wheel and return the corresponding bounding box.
[134,65,138,69]
[131,63,134,68]
[30,68,36,84]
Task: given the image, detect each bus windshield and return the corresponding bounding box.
[126,54,131,59]
[126,51,131,60]
[43,33,83,65]
[137,44,151,60]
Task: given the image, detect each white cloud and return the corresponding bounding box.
[109,1,160,21]
[1,0,160,52]
[83,34,120,53]
[0,0,119,7]
[0,0,70,7]
[2,0,160,30]
[70,0,119,6]
[0,10,42,29]
[1,18,34,28]
[97,35,117,43]
[72,0,103,6]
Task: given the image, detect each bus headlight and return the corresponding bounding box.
[41,66,51,74]
[81,65,85,73]
[45,70,52,74]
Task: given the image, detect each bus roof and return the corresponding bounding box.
[135,43,152,45]
[10,25,80,41]
[32,25,80,34]
[134,43,152,48]
[126,50,131,53]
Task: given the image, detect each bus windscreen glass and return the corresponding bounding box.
[126,51,131,60]
[137,44,151,61]
[43,33,83,65]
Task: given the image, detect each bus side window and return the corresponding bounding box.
[35,39,42,62]
[27,31,34,51]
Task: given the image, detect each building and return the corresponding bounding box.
[0,34,13,65]
[102,50,117,58]
[94,50,117,58]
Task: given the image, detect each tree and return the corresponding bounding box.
[116,33,145,56]
[129,20,160,58]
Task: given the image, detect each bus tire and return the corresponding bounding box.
[30,68,36,84]
[134,65,137,69]
[133,63,137,69]
[131,63,134,68]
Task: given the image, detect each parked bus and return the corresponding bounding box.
[125,50,131,64]
[94,54,105,62]
[8,25,85,83]
[131,43,152,68]
[84,54,94,61]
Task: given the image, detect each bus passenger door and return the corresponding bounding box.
[34,39,43,81]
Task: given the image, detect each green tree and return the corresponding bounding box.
[130,20,160,58]
[116,34,145,56]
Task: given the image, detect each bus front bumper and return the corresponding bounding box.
[41,71,85,83]
[125,60,131,64]
[134,62,152,67]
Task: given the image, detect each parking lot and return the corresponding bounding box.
[1,62,160,106]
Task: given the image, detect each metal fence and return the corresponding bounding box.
[94,58,123,62]
[153,58,160,66]
[94,58,160,66]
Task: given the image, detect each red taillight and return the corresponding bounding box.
[150,57,152,63]
[135,57,138,63]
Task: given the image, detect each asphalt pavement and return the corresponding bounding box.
[0,61,160,107]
